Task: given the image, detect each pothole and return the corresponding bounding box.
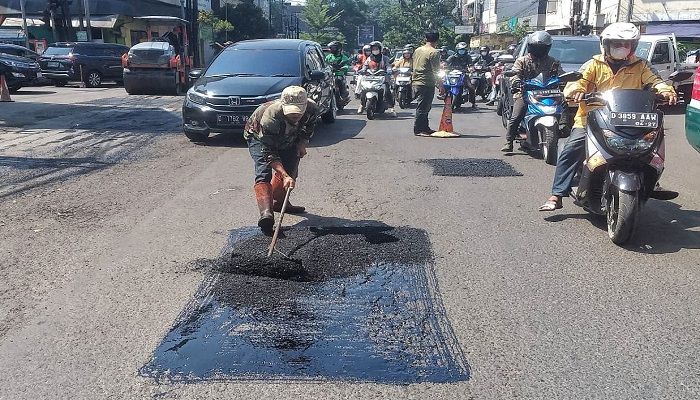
[141,225,469,384]
[423,158,523,177]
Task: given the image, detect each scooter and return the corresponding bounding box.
[359,69,390,120]
[394,67,413,109]
[572,71,692,245]
[332,72,350,111]
[503,70,580,165]
[470,63,492,101]
[440,69,467,111]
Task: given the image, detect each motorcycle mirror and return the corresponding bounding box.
[668,70,693,82]
[558,71,582,82]
[503,70,518,77]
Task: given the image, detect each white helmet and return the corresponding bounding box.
[600,22,640,59]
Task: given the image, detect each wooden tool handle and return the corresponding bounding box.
[267,186,292,257]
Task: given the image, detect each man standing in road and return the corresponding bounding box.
[411,31,441,136]
[245,86,317,234]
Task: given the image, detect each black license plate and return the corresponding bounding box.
[217,114,249,126]
[47,61,60,68]
[609,112,659,128]
[530,89,561,96]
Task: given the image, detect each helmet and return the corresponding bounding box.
[369,41,383,50]
[527,31,552,59]
[456,42,468,51]
[479,46,491,56]
[440,46,448,55]
[327,41,341,54]
[600,22,640,60]
[402,48,412,58]
[506,44,517,55]
[404,44,414,52]
[362,44,371,54]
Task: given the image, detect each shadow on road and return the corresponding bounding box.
[11,90,58,95]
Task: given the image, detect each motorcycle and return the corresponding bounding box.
[572,71,692,245]
[440,69,468,111]
[359,69,390,120]
[393,67,413,109]
[503,70,580,165]
[492,62,505,111]
[470,63,492,101]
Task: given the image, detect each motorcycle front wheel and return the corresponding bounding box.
[607,189,640,245]
[366,98,376,120]
[541,126,559,166]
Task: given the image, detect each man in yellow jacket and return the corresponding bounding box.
[539,22,677,211]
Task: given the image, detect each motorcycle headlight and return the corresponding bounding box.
[603,129,657,154]
[187,90,207,106]
[448,77,459,85]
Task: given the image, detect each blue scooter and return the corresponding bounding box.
[440,68,468,111]
[505,70,580,165]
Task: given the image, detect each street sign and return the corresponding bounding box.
[455,25,474,34]
[76,30,88,42]
[357,25,374,46]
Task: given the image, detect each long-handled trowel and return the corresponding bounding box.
[267,186,292,257]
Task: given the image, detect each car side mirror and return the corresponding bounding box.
[496,54,514,64]
[189,69,203,80]
[309,70,325,81]
[559,71,582,82]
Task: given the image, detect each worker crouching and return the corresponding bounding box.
[245,86,318,234]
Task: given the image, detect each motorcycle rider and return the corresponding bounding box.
[506,43,517,55]
[501,31,563,152]
[477,45,495,65]
[439,46,450,62]
[358,41,396,117]
[393,46,413,69]
[354,44,372,97]
[539,22,678,212]
[446,41,477,108]
[325,40,351,104]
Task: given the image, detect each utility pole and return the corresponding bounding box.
[50,8,58,42]
[83,0,92,41]
[20,0,29,49]
[626,0,634,22]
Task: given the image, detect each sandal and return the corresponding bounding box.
[538,198,562,212]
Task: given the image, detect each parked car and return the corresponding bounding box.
[39,42,129,87]
[636,35,699,104]
[498,35,601,136]
[686,65,700,153]
[0,43,40,61]
[182,39,337,142]
[0,51,40,92]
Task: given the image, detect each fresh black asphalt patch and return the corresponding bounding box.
[423,158,523,177]
[140,225,469,384]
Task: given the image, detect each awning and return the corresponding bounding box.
[646,22,700,38]
[1,18,45,27]
[0,15,118,29]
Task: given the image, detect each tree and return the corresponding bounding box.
[498,21,529,40]
[199,10,234,42]
[214,1,271,42]
[329,0,368,48]
[301,0,345,44]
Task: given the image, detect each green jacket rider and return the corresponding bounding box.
[325,41,351,102]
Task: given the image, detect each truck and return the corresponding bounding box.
[637,34,699,104]
[122,16,193,95]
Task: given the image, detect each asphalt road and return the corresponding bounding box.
[1,86,699,399]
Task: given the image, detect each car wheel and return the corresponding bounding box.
[322,93,337,124]
[84,70,102,88]
[115,80,124,86]
[8,86,21,93]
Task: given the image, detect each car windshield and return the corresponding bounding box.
[635,41,652,59]
[549,39,601,64]
[43,47,73,56]
[205,49,301,77]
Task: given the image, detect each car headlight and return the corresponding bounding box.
[187,90,207,105]
[4,60,28,68]
[603,129,657,154]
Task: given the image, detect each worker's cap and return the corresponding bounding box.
[281,86,308,115]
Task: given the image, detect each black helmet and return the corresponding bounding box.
[327,41,341,54]
[507,44,517,55]
[479,46,491,55]
[440,46,448,54]
[527,31,552,59]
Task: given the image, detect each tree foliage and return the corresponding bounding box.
[367,0,459,50]
[329,0,369,48]
[212,1,271,43]
[498,21,529,40]
[199,11,234,42]
[301,0,346,44]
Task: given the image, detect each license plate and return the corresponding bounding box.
[217,114,248,126]
[609,112,659,128]
[396,77,411,83]
[530,89,561,96]
[47,62,60,68]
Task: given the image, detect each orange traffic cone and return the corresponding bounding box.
[431,94,459,138]
[0,74,13,102]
